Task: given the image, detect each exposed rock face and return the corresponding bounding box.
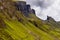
[14,1,35,16]
[46,16,56,22]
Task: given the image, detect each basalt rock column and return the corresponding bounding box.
[14,1,36,17]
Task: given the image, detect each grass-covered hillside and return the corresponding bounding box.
[0,0,60,40]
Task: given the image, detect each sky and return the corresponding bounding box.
[26,0,60,21]
[14,0,26,1]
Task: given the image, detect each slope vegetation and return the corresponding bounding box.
[0,0,60,40]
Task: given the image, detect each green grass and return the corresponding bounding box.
[0,0,60,40]
[1,17,59,40]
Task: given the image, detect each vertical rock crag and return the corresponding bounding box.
[14,1,35,17]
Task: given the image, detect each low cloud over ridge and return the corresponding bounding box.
[26,0,60,21]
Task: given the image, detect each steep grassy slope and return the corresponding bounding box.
[0,0,60,40]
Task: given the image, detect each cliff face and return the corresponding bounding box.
[14,1,35,16]
[0,0,60,40]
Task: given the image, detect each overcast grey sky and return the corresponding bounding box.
[26,0,60,21]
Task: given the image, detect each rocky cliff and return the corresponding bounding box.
[14,1,35,17]
[0,0,60,40]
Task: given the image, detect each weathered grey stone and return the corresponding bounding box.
[14,1,35,17]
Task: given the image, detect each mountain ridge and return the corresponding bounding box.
[0,0,60,40]
[14,1,35,17]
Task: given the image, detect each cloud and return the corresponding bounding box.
[15,0,26,1]
[26,0,60,21]
[26,0,55,8]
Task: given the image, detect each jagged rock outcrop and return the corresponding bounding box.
[0,0,60,40]
[46,16,56,22]
[14,1,35,16]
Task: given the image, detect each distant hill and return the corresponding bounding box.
[0,0,60,40]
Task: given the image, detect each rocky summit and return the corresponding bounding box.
[0,0,60,40]
[14,1,35,17]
